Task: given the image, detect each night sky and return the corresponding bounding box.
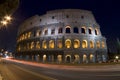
[0,0,120,52]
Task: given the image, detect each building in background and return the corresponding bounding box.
[16,9,107,63]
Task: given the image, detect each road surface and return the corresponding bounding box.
[0,60,120,80]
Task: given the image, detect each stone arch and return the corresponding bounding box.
[89,54,95,63]
[74,54,80,63]
[95,28,99,35]
[30,41,34,49]
[88,27,92,34]
[83,54,87,63]
[101,41,105,48]
[73,27,79,33]
[81,26,86,34]
[43,54,47,62]
[65,26,71,33]
[96,41,100,48]
[49,40,54,48]
[90,41,94,48]
[74,39,80,48]
[42,40,47,49]
[36,41,40,49]
[57,55,62,63]
[28,32,31,38]
[58,27,63,34]
[57,40,62,48]
[82,40,87,48]
[65,55,71,63]
[65,39,71,48]
[36,30,41,37]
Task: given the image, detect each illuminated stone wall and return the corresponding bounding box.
[16,9,108,63]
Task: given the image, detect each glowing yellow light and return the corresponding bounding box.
[4,15,12,21]
[5,51,8,54]
[115,56,119,59]
[1,20,8,26]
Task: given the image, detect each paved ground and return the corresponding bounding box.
[0,74,3,80]
[0,58,120,80]
[3,58,120,71]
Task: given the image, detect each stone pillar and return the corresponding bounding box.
[51,55,54,62]
[32,55,34,61]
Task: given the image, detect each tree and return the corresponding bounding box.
[0,0,19,16]
[0,0,19,27]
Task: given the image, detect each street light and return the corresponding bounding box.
[0,15,12,27]
[115,56,119,60]
[1,20,8,26]
[4,15,12,21]
[115,56,119,62]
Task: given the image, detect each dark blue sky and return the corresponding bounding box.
[0,0,120,52]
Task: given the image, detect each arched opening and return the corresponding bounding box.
[43,54,47,62]
[82,40,87,48]
[57,55,62,63]
[28,32,31,38]
[102,41,105,48]
[51,29,55,34]
[36,41,40,49]
[83,54,87,63]
[36,30,41,37]
[73,27,79,33]
[88,28,92,34]
[58,27,63,34]
[81,27,86,34]
[65,39,71,48]
[36,55,40,62]
[90,41,94,48]
[74,39,80,48]
[95,29,99,35]
[66,56,71,63]
[42,40,47,49]
[22,34,25,40]
[74,55,79,63]
[96,41,100,48]
[49,40,54,48]
[30,42,34,49]
[90,54,94,62]
[57,40,62,48]
[65,26,71,33]
[44,29,48,35]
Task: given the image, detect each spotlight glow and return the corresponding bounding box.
[4,15,12,21]
[1,20,8,26]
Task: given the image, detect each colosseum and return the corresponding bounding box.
[16,9,108,63]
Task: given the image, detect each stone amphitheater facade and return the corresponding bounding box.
[16,9,108,63]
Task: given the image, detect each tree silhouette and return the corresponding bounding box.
[0,0,19,18]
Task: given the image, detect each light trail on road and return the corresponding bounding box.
[3,58,120,71]
[0,59,120,80]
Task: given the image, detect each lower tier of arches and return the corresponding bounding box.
[15,50,108,63]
